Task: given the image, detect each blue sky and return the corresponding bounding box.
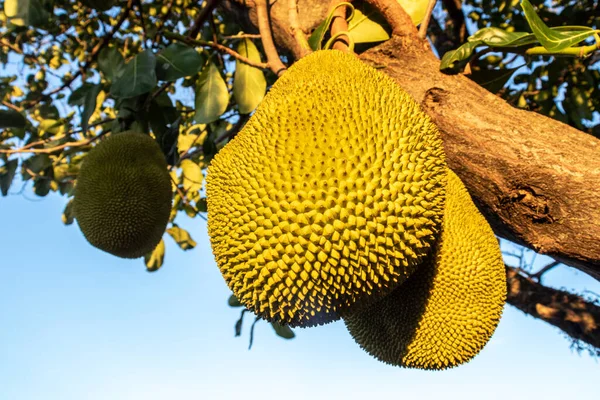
[1,190,598,400]
[1,3,599,397]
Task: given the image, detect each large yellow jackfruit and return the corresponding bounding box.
[344,169,506,370]
[74,131,172,259]
[207,50,447,327]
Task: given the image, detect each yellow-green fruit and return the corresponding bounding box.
[207,50,447,327]
[344,169,506,370]
[74,131,172,259]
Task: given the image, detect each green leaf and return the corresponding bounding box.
[62,199,75,225]
[397,0,429,25]
[68,84,95,107]
[111,50,157,99]
[440,41,480,71]
[180,159,202,193]
[196,197,207,213]
[167,225,197,251]
[194,62,229,124]
[22,154,51,179]
[156,43,205,82]
[98,47,125,83]
[4,0,49,27]
[468,27,531,47]
[233,39,266,114]
[33,175,51,197]
[308,3,353,50]
[347,7,390,44]
[148,93,179,164]
[145,239,165,272]
[520,0,599,52]
[0,108,27,128]
[308,18,331,51]
[81,84,102,133]
[271,322,295,340]
[228,294,243,307]
[0,159,18,196]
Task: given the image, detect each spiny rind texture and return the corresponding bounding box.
[207,50,446,327]
[344,169,507,370]
[74,131,172,259]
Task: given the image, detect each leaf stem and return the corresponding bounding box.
[525,42,599,58]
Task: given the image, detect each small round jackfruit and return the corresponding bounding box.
[74,131,172,259]
[207,50,447,327]
[344,169,506,370]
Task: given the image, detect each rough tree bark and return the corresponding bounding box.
[221,0,600,350]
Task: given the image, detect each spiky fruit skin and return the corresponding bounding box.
[344,169,506,370]
[74,131,172,259]
[207,50,447,327]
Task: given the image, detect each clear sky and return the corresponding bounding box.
[0,189,598,400]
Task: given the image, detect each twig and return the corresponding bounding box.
[153,0,175,44]
[255,0,287,76]
[0,130,110,155]
[22,0,134,110]
[0,38,24,54]
[329,0,351,52]
[288,0,311,57]
[134,0,149,47]
[215,114,250,145]
[164,32,269,69]
[364,0,418,37]
[222,33,262,40]
[531,260,561,282]
[1,100,22,112]
[418,0,438,40]
[187,0,220,39]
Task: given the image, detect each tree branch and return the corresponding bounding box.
[364,0,418,37]
[188,0,220,39]
[418,0,438,40]
[255,0,287,75]
[441,0,467,46]
[288,0,311,56]
[164,32,269,69]
[359,37,600,281]
[507,267,599,353]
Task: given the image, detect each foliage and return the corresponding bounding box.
[461,0,600,133]
[0,0,598,345]
[0,0,267,272]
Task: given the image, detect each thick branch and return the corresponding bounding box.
[507,267,599,351]
[222,0,600,283]
[359,37,600,281]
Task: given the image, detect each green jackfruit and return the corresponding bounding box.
[344,169,506,370]
[207,50,447,327]
[74,131,172,259]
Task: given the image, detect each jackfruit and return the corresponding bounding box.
[74,131,172,259]
[344,169,506,370]
[207,50,447,327]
